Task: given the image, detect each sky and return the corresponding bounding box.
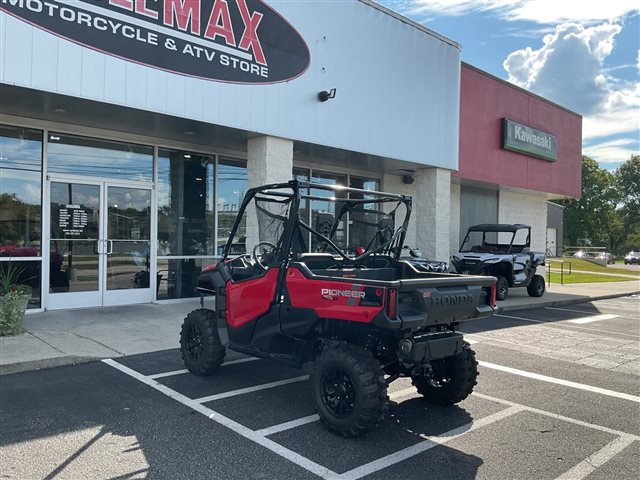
[378,0,640,171]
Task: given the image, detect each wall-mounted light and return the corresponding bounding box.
[318,88,336,102]
[402,175,415,185]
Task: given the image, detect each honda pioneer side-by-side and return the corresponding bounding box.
[180,181,496,436]
[450,224,546,301]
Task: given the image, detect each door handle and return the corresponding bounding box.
[107,240,113,255]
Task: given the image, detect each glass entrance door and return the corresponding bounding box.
[103,185,152,306]
[47,179,153,309]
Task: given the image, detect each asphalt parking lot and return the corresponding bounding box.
[1,297,639,480]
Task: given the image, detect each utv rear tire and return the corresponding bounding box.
[412,343,478,405]
[496,276,509,301]
[180,309,226,375]
[527,274,545,297]
[311,343,388,437]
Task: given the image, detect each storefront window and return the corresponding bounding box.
[47,133,153,182]
[348,176,381,251]
[0,125,43,308]
[156,258,217,300]
[0,125,43,257]
[217,158,247,255]
[310,171,347,251]
[157,149,215,256]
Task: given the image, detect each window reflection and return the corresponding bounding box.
[217,158,247,255]
[348,176,381,251]
[310,171,347,251]
[47,133,153,182]
[157,149,215,256]
[156,258,217,299]
[0,125,42,257]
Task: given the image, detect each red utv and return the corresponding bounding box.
[180,181,496,436]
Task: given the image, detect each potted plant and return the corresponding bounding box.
[0,263,32,336]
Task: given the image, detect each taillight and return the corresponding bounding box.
[386,288,397,319]
[490,283,497,308]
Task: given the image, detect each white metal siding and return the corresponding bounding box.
[1,0,460,169]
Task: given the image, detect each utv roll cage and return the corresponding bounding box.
[460,224,531,255]
[221,180,412,265]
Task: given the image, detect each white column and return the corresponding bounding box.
[245,136,293,250]
[414,168,451,261]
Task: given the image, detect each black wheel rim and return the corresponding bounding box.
[185,324,203,360]
[320,367,356,418]
[537,282,544,295]
[429,360,452,387]
[499,282,507,298]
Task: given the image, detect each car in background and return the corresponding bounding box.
[624,251,640,265]
[596,252,616,264]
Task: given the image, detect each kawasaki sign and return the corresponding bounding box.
[1,0,311,84]
[502,118,557,162]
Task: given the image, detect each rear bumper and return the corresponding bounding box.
[399,331,465,363]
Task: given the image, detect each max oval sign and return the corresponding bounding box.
[1,0,311,84]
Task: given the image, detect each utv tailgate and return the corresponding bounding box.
[396,275,495,330]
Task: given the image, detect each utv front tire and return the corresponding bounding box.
[180,309,225,375]
[412,343,478,405]
[496,275,509,301]
[527,274,545,297]
[311,343,388,437]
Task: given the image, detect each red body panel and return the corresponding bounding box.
[226,268,279,329]
[286,268,384,323]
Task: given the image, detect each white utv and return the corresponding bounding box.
[450,224,546,301]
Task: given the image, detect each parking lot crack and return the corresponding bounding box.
[26,331,65,355]
[68,332,124,356]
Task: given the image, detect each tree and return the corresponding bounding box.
[616,154,640,224]
[563,156,619,248]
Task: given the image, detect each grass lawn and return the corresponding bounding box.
[546,258,640,277]
[547,272,634,284]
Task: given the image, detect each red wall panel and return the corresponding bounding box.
[457,64,582,198]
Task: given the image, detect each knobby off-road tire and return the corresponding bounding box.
[412,343,478,405]
[311,343,388,437]
[527,274,545,297]
[495,275,509,301]
[180,308,226,375]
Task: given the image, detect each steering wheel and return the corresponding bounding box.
[252,241,277,270]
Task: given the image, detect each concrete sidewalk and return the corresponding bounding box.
[1,281,638,375]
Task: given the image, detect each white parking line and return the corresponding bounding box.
[104,358,640,480]
[545,306,599,314]
[567,313,619,324]
[193,375,309,404]
[148,357,259,379]
[255,415,320,436]
[338,406,523,480]
[554,435,636,480]
[479,361,640,403]
[495,314,639,338]
[102,359,339,480]
[473,392,640,440]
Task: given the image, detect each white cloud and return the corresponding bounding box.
[583,138,639,164]
[405,0,639,24]
[502,21,639,165]
[503,23,622,114]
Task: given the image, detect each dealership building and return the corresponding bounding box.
[0,0,582,312]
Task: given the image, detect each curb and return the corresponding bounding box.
[0,355,100,376]
[496,291,639,313]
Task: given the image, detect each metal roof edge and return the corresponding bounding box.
[359,0,461,50]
